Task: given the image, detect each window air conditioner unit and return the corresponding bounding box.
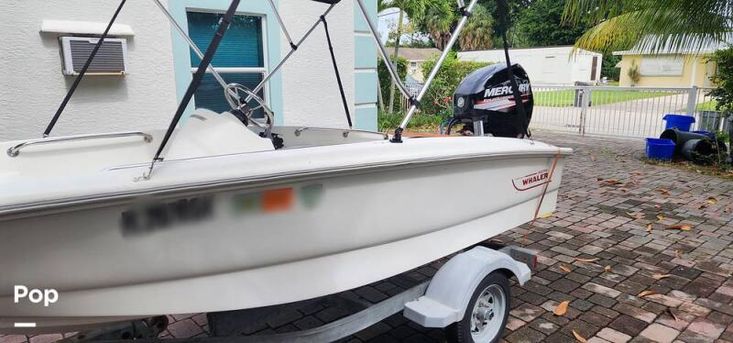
[60,36,128,76]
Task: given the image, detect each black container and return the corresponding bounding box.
[659,129,712,155]
[681,139,716,164]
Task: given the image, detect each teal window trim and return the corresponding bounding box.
[167,0,283,125]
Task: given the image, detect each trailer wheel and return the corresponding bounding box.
[445,272,510,343]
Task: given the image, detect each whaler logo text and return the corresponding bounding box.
[512,169,549,191]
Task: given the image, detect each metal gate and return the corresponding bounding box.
[530,85,722,138]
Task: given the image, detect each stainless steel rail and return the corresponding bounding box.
[7,132,153,157]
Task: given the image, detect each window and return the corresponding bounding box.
[186,11,267,115]
[640,56,684,76]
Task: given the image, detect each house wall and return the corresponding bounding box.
[0,0,377,141]
[458,47,602,85]
[618,54,716,87]
[0,0,178,141]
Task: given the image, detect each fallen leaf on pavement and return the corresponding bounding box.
[572,330,588,343]
[668,308,679,322]
[652,273,672,280]
[626,212,643,219]
[707,196,718,204]
[539,213,554,219]
[646,224,653,232]
[604,265,612,273]
[656,214,665,222]
[658,188,670,195]
[601,179,623,186]
[554,300,569,316]
[559,264,572,273]
[666,224,692,231]
[638,290,656,297]
[575,257,600,263]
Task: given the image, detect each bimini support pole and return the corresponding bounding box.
[143,0,240,180]
[390,0,479,143]
[266,0,296,50]
[354,0,412,102]
[152,0,229,91]
[497,0,530,138]
[43,0,127,137]
[246,3,338,102]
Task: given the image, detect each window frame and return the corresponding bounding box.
[186,9,271,117]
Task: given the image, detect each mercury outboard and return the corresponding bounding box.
[448,63,533,137]
[442,0,532,138]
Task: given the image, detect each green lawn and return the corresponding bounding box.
[534,89,671,107]
[696,100,719,111]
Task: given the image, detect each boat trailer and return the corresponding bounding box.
[59,244,535,343]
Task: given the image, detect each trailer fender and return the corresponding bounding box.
[403,246,531,328]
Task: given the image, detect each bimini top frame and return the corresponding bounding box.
[38,0,482,179]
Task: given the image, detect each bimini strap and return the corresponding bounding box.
[321,16,353,128]
[145,0,240,179]
[44,0,127,137]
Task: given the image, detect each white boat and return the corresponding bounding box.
[0,0,570,335]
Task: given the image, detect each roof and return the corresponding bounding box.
[613,34,733,56]
[396,48,441,61]
[459,45,602,56]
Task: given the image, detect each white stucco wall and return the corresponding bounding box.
[0,0,178,141]
[458,46,603,86]
[279,2,356,129]
[0,1,367,141]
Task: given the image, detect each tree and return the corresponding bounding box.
[563,0,732,54]
[601,54,621,81]
[709,47,733,116]
[416,3,495,51]
[511,0,590,48]
[379,0,431,113]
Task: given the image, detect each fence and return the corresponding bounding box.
[530,85,726,138]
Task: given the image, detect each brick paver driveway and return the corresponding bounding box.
[3,132,733,343]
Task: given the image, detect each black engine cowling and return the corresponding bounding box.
[452,63,533,138]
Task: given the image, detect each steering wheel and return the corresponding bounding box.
[224,83,274,137]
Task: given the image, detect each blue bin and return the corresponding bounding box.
[646,138,676,160]
[663,114,695,131]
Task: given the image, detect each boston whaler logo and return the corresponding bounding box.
[512,169,550,191]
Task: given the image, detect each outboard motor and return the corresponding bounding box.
[448,63,533,138]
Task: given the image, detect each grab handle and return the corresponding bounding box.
[7,131,153,157]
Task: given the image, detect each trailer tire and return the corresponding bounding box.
[445,271,510,343]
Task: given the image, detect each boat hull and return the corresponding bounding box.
[0,137,568,333]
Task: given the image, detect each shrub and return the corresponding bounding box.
[377,110,449,132]
[627,61,641,86]
[708,46,733,116]
[420,52,491,116]
[378,57,408,112]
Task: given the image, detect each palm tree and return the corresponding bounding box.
[563,0,732,53]
[418,3,495,51]
[459,5,494,50]
[379,0,430,113]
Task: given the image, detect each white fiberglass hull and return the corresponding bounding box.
[0,133,569,334]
